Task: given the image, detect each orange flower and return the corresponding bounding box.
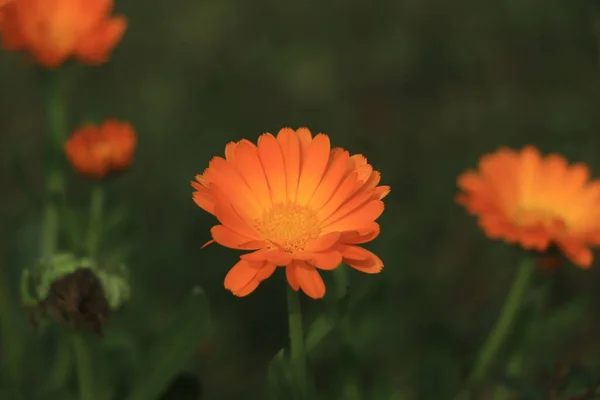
[65,119,136,179]
[0,0,126,68]
[192,127,390,299]
[456,146,600,268]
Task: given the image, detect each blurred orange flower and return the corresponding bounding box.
[65,119,136,179]
[456,146,600,268]
[0,0,126,68]
[192,127,390,299]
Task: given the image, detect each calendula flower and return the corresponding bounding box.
[0,0,126,68]
[192,127,390,299]
[65,119,136,179]
[456,146,600,268]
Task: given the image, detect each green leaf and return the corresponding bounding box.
[35,253,91,300]
[305,315,335,356]
[266,349,295,400]
[126,287,211,400]
[96,265,131,310]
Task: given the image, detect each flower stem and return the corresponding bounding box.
[460,257,536,395]
[86,185,104,258]
[286,285,308,398]
[72,334,94,400]
[40,69,66,263]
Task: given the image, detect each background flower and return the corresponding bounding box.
[65,119,136,179]
[456,146,600,267]
[192,127,390,299]
[0,0,126,68]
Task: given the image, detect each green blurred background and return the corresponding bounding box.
[2,0,600,399]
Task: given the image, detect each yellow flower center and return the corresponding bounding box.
[255,203,321,252]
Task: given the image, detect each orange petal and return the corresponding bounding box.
[210,225,265,250]
[266,250,293,266]
[240,249,270,262]
[258,133,287,204]
[214,201,260,240]
[342,247,383,274]
[286,263,300,290]
[339,222,380,244]
[316,171,359,220]
[296,127,313,158]
[558,239,593,268]
[234,142,272,209]
[294,261,326,299]
[308,251,343,270]
[256,262,277,280]
[307,149,350,210]
[231,279,260,297]
[192,185,216,215]
[224,260,259,294]
[224,141,238,163]
[296,133,331,205]
[277,128,301,202]
[201,239,215,248]
[206,157,264,219]
[321,200,385,233]
[320,184,378,227]
[304,232,341,252]
[375,186,391,200]
[74,16,127,64]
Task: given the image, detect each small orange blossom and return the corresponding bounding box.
[0,0,126,68]
[65,119,136,179]
[192,127,390,299]
[456,146,600,268]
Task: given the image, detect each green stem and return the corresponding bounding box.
[40,69,66,263]
[332,266,350,334]
[460,258,536,395]
[86,185,104,258]
[0,257,23,384]
[286,285,308,398]
[72,334,94,400]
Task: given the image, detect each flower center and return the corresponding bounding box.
[255,203,321,253]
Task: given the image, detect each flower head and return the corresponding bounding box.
[456,146,600,267]
[0,0,126,68]
[192,127,390,299]
[65,119,136,179]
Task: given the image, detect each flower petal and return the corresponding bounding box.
[339,222,380,244]
[286,263,300,290]
[304,232,341,252]
[307,149,350,210]
[234,142,272,210]
[316,171,359,220]
[341,246,383,274]
[258,133,287,204]
[277,128,301,202]
[321,200,384,234]
[294,261,326,299]
[224,260,259,294]
[214,201,260,240]
[205,157,264,219]
[296,133,331,205]
[309,251,343,270]
[210,225,266,250]
[192,184,215,215]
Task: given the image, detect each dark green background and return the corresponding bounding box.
[2,0,600,398]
